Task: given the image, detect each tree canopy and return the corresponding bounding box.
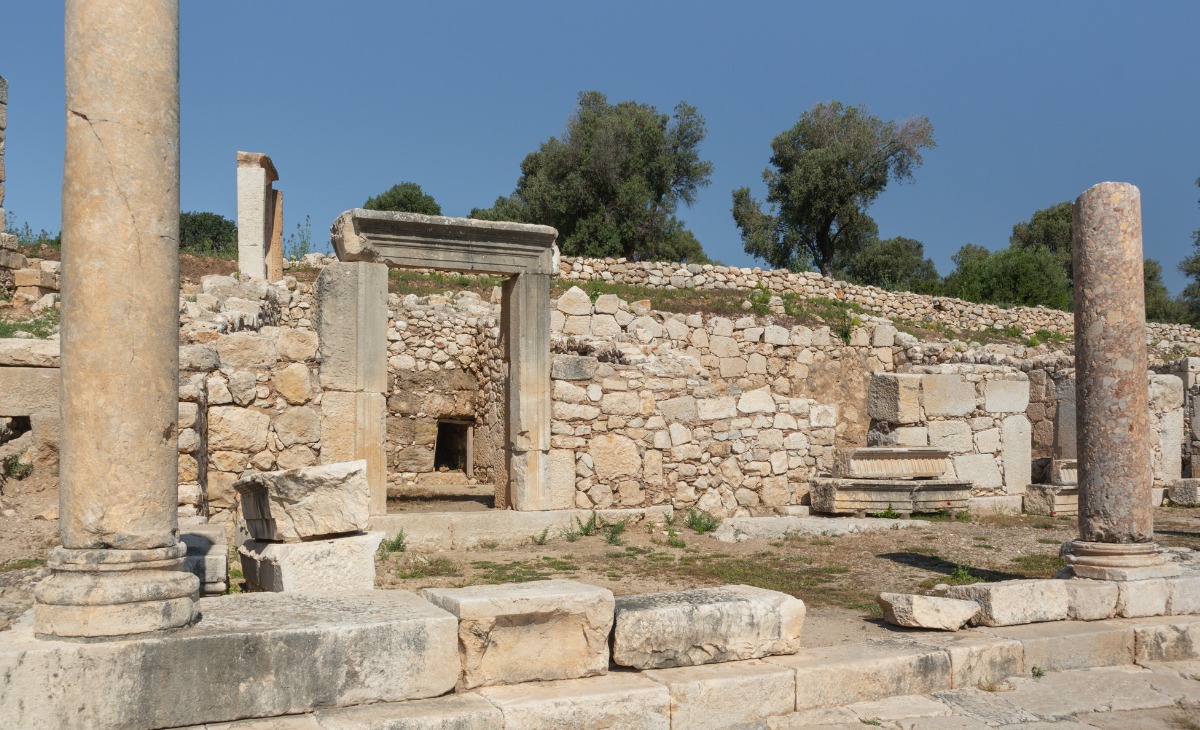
[732,101,935,275]
[364,182,442,216]
[942,243,1072,310]
[470,90,713,263]
[835,235,940,294]
[1180,176,1200,324]
[179,211,236,257]
[1009,201,1073,284]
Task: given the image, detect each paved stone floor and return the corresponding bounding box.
[765,663,1200,728]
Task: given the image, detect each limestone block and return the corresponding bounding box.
[697,396,737,420]
[593,293,620,313]
[0,339,59,367]
[550,354,599,381]
[658,395,697,422]
[477,673,670,730]
[273,362,313,404]
[321,391,387,516]
[868,373,922,424]
[273,406,320,447]
[984,378,1030,413]
[601,391,641,415]
[1023,485,1078,517]
[877,593,979,631]
[278,328,319,362]
[946,579,1070,626]
[0,366,58,415]
[894,426,929,447]
[235,460,369,542]
[913,633,1024,689]
[1063,579,1119,620]
[556,286,593,315]
[316,261,388,393]
[314,694,504,730]
[1050,459,1078,486]
[420,579,614,689]
[765,640,952,710]
[952,454,1003,490]
[929,421,973,452]
[832,447,949,479]
[980,621,1134,672]
[612,585,805,669]
[1156,407,1184,484]
[1001,415,1032,494]
[589,432,640,480]
[216,330,279,369]
[1166,576,1200,615]
[181,525,229,596]
[643,659,794,730]
[208,406,270,452]
[239,532,383,593]
[0,591,458,729]
[1117,578,1168,618]
[179,346,219,376]
[1169,478,1200,506]
[737,387,776,414]
[922,374,976,417]
[548,448,577,510]
[1133,616,1200,662]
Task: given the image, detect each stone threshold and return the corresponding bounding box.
[154,614,1200,730]
[368,506,672,550]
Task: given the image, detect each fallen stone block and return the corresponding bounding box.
[643,659,795,730]
[181,524,228,596]
[765,640,952,710]
[613,584,805,669]
[0,591,458,730]
[314,693,503,730]
[946,579,1070,626]
[235,459,369,542]
[1023,485,1078,517]
[477,673,670,730]
[979,620,1134,672]
[420,579,613,688]
[877,593,979,631]
[1063,578,1119,621]
[1169,478,1200,507]
[239,532,383,593]
[1131,615,1200,662]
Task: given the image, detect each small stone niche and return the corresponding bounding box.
[434,419,473,475]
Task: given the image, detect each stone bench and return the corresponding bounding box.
[612,584,806,669]
[420,579,614,689]
[811,478,972,517]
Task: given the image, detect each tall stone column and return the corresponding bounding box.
[34,0,199,638]
[236,151,278,280]
[504,273,552,510]
[1068,182,1178,580]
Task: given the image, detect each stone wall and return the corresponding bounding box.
[866,367,1032,497]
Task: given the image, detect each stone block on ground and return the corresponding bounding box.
[234,460,369,542]
[922,374,976,417]
[612,584,805,669]
[477,673,670,730]
[979,620,1134,672]
[181,524,229,596]
[832,447,949,479]
[1169,478,1200,507]
[1063,578,1119,621]
[238,532,383,593]
[1166,575,1200,615]
[420,579,613,688]
[710,515,918,542]
[765,639,952,710]
[643,659,795,730]
[911,633,1024,689]
[0,591,458,730]
[314,693,503,730]
[877,593,979,631]
[946,579,1070,626]
[1023,485,1078,517]
[1131,615,1200,662]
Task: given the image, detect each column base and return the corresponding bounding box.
[33,544,199,639]
[1066,540,1182,581]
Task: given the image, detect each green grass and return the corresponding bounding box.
[602,518,629,546]
[0,310,59,339]
[871,504,902,519]
[387,268,505,297]
[379,530,407,553]
[780,295,864,344]
[396,556,461,580]
[530,527,550,546]
[685,508,722,535]
[1010,553,1068,578]
[469,557,578,584]
[0,558,44,572]
[2,456,33,480]
[1037,537,1063,545]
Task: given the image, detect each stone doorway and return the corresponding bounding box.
[434,420,473,475]
[328,209,558,512]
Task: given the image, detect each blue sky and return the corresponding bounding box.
[3,2,1198,292]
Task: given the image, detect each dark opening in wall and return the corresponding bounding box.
[434,420,472,473]
[0,416,31,446]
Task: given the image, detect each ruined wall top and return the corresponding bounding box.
[236,150,278,182]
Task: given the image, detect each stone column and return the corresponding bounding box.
[1068,182,1177,580]
[503,273,552,510]
[34,0,198,638]
[267,188,285,281]
[236,151,278,280]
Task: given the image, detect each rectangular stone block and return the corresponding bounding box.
[1023,485,1078,517]
[239,532,383,593]
[643,659,795,730]
[1063,578,1119,620]
[12,267,56,288]
[420,579,613,689]
[1168,478,1200,506]
[921,374,976,417]
[316,261,388,393]
[0,591,458,730]
[868,373,922,424]
[979,620,1134,672]
[477,673,670,730]
[1117,578,1168,618]
[1166,575,1200,615]
[766,640,952,710]
[0,366,59,415]
[234,460,369,542]
[911,634,1024,689]
[945,579,1070,626]
[984,378,1030,413]
[321,391,387,516]
[613,585,805,669]
[831,447,949,479]
[1049,459,1078,486]
[1000,415,1031,494]
[951,454,1003,490]
[1131,615,1200,662]
[315,694,503,730]
[181,525,229,597]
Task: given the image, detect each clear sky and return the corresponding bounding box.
[3,2,1198,292]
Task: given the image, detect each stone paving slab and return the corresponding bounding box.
[711,516,919,543]
[978,620,1134,673]
[644,658,795,729]
[314,693,503,729]
[999,665,1183,718]
[476,673,670,729]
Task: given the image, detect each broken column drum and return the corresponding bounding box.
[34,0,199,638]
[330,209,557,511]
[1068,182,1176,580]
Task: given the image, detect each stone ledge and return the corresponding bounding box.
[369,507,671,550]
[978,620,1135,673]
[0,591,458,730]
[476,673,670,730]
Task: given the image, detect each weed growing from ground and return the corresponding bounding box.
[602,519,628,546]
[686,508,721,534]
[396,556,460,580]
[379,530,407,553]
[872,504,901,519]
[530,527,550,546]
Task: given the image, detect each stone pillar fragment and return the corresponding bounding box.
[1068,182,1176,580]
[503,273,552,510]
[236,151,278,280]
[267,188,284,281]
[35,0,199,638]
